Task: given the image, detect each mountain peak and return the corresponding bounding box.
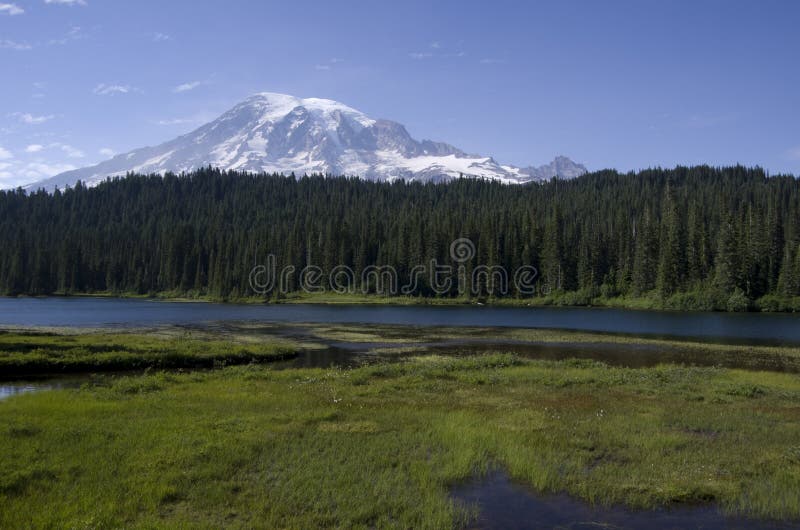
[239,92,376,128]
[27,92,586,191]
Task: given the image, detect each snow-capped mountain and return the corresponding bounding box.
[28,92,587,190]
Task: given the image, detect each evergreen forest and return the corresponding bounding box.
[2,165,800,311]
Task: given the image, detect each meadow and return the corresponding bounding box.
[1,332,800,528]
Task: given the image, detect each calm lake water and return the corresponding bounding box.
[2,297,800,344]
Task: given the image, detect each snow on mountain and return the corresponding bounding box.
[27,92,587,191]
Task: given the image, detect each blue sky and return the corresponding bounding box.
[1,0,798,187]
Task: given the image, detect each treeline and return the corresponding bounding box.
[2,165,800,311]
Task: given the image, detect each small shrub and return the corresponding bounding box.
[110,375,164,395]
[754,295,800,312]
[6,424,41,438]
[726,288,750,312]
[664,286,733,311]
[561,358,608,370]
[725,384,766,399]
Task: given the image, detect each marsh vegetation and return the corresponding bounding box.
[0,329,298,375]
[1,324,800,528]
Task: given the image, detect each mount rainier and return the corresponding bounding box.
[29,92,587,190]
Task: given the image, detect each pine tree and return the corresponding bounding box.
[715,213,738,293]
[656,183,685,297]
[540,207,564,294]
[632,209,658,294]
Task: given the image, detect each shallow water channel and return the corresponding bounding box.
[451,471,799,530]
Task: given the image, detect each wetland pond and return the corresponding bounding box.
[452,470,799,530]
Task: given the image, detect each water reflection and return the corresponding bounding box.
[0,384,47,400]
[0,382,65,401]
[451,470,798,530]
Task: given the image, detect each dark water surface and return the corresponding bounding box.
[452,471,800,530]
[0,377,86,401]
[3,297,800,345]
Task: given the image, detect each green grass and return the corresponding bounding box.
[24,288,800,312]
[2,354,800,528]
[0,331,299,375]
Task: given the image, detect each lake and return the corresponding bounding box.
[2,296,800,345]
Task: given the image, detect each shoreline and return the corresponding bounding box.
[5,290,800,314]
[3,322,800,377]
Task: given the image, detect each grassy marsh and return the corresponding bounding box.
[1,352,800,528]
[0,330,299,375]
[293,322,800,373]
[29,288,800,313]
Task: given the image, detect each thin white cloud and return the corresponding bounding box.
[0,172,13,186]
[93,83,140,96]
[410,47,466,60]
[99,147,115,157]
[152,32,171,42]
[0,26,81,51]
[54,143,84,158]
[152,111,215,127]
[12,112,56,124]
[479,58,504,64]
[21,142,84,157]
[0,144,87,187]
[315,58,343,71]
[20,161,77,182]
[44,0,87,6]
[0,39,32,50]
[685,113,736,129]
[49,25,84,46]
[155,118,198,126]
[172,80,202,93]
[0,3,23,15]
[786,146,800,161]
